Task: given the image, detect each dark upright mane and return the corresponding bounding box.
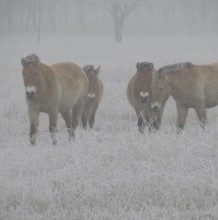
[21,54,40,66]
[158,62,193,74]
[136,62,154,72]
[83,65,95,74]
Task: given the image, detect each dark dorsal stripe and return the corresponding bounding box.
[83,65,95,73]
[158,62,193,74]
[136,62,153,72]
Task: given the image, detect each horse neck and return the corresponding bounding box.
[88,75,99,93]
[136,71,152,85]
[38,63,54,91]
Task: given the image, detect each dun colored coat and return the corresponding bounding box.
[127,62,158,132]
[81,65,103,128]
[21,54,88,145]
[151,62,218,131]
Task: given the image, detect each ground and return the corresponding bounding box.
[0,33,218,219]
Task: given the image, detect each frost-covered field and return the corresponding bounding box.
[1,34,218,219]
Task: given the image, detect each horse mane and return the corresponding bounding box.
[158,62,193,75]
[136,62,154,72]
[21,54,40,66]
[83,65,95,74]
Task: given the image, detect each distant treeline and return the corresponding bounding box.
[0,0,218,41]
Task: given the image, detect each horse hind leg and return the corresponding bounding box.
[176,104,189,133]
[195,107,207,129]
[71,99,84,136]
[89,111,96,129]
[61,110,74,141]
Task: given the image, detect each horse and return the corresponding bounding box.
[21,54,88,145]
[127,62,159,133]
[81,65,103,129]
[151,62,218,131]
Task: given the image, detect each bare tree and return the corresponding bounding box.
[87,0,147,42]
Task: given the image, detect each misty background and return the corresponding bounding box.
[1,1,218,219]
[1,0,218,42]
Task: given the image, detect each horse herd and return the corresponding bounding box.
[21,54,218,145]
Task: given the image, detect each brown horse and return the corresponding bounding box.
[21,54,88,145]
[127,62,158,133]
[151,62,218,131]
[81,65,103,129]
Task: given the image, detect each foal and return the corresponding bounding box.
[81,65,103,129]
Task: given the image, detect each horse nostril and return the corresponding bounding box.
[140,96,148,103]
[26,91,35,99]
[152,106,158,112]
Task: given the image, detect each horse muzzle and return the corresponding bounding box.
[25,86,37,100]
[26,91,36,99]
[87,93,95,102]
[140,92,149,104]
[151,102,161,113]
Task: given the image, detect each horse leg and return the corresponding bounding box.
[137,109,145,134]
[61,110,73,141]
[156,104,165,130]
[176,104,188,133]
[88,104,98,129]
[195,107,207,129]
[28,108,39,145]
[81,106,88,129]
[144,115,152,132]
[71,99,83,137]
[49,110,58,145]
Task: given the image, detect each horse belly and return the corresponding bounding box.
[59,95,78,111]
[204,85,218,108]
[205,94,218,108]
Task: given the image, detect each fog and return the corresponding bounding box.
[1,0,218,41]
[1,1,218,219]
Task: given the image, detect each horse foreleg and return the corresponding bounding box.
[89,111,96,129]
[28,108,39,145]
[61,111,73,141]
[176,104,188,133]
[137,110,145,134]
[88,104,98,129]
[49,111,58,145]
[81,109,88,129]
[72,100,83,137]
[195,107,207,129]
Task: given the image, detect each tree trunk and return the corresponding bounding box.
[112,2,124,43]
[37,0,41,46]
[114,20,123,42]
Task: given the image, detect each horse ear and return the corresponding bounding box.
[136,62,140,70]
[149,62,154,70]
[33,55,39,64]
[21,57,27,66]
[95,66,100,74]
[82,66,86,73]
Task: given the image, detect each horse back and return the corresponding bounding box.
[170,63,218,108]
[51,62,88,98]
